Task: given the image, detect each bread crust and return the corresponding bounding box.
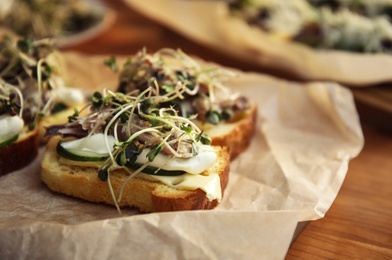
[202,105,257,160]
[0,128,39,176]
[41,136,230,212]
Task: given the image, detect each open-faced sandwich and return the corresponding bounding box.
[229,0,392,53]
[0,35,86,139]
[0,78,40,176]
[0,35,85,175]
[42,88,230,212]
[110,48,257,159]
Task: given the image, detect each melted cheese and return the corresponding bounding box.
[0,115,24,137]
[49,75,85,107]
[58,157,103,168]
[136,147,217,174]
[140,172,222,202]
[61,133,115,154]
[53,87,85,107]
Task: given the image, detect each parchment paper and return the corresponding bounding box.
[124,0,392,87]
[0,52,364,259]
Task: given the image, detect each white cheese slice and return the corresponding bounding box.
[49,76,85,107]
[0,115,24,138]
[140,172,222,202]
[135,147,217,174]
[61,133,115,155]
[52,87,85,107]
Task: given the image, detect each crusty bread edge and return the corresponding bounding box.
[0,127,39,176]
[202,105,257,160]
[41,136,230,212]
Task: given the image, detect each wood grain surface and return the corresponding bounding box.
[66,1,392,258]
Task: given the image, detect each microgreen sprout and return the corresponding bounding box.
[16,38,34,54]
[0,36,73,130]
[206,110,222,125]
[68,108,79,123]
[115,48,251,126]
[104,56,118,73]
[196,131,212,145]
[98,167,109,182]
[0,80,24,118]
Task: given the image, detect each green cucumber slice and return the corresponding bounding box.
[56,141,109,162]
[56,140,186,176]
[0,134,19,149]
[126,162,185,176]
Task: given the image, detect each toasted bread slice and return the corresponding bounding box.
[0,127,39,176]
[199,105,257,160]
[41,136,230,212]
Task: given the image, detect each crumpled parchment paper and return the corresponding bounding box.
[0,52,364,259]
[124,0,392,87]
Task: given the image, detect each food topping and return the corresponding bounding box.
[60,133,116,155]
[142,172,222,202]
[0,0,103,40]
[229,0,392,53]
[112,48,251,125]
[0,114,24,138]
[134,147,217,175]
[47,88,217,176]
[0,36,85,135]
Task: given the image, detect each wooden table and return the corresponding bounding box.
[68,1,392,258]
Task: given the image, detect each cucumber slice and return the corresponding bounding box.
[0,134,19,149]
[126,162,185,176]
[56,139,185,176]
[56,141,109,162]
